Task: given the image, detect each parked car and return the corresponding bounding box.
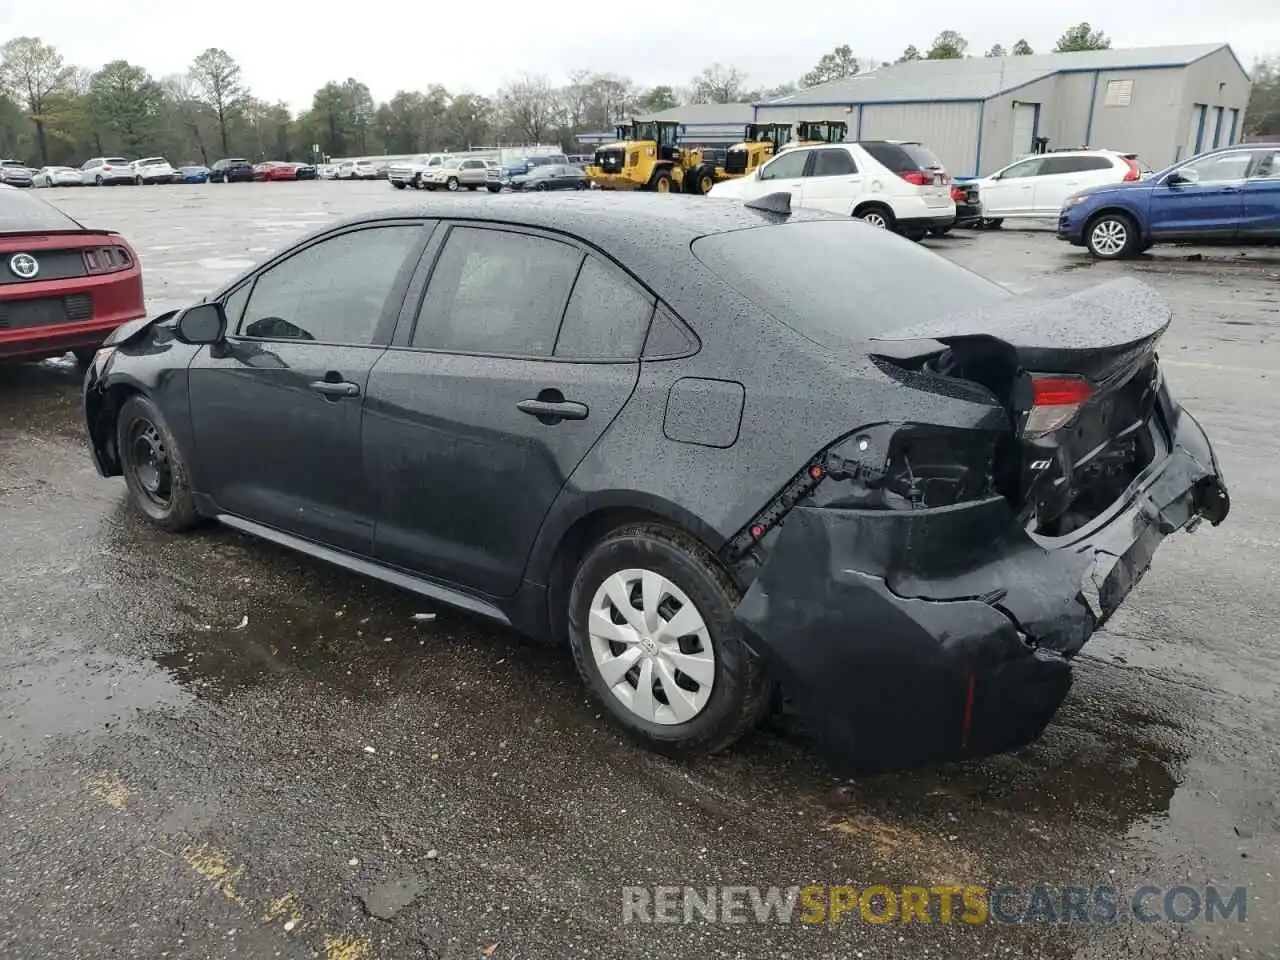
[80,194,1228,771]
[422,157,490,191]
[294,163,317,181]
[34,166,85,187]
[510,164,589,192]
[949,178,982,227]
[317,164,339,180]
[81,157,134,186]
[253,161,312,182]
[336,160,379,180]
[500,154,569,188]
[178,165,210,183]
[210,158,255,183]
[132,157,178,184]
[0,186,144,364]
[1058,143,1280,259]
[484,160,502,192]
[388,155,443,189]
[974,149,1146,225]
[708,140,955,239]
[0,160,35,187]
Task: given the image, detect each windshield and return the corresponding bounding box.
[632,121,658,142]
[138,157,168,165]
[442,159,462,169]
[105,157,129,164]
[0,188,84,232]
[691,220,1009,345]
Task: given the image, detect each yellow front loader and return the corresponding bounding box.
[586,120,707,193]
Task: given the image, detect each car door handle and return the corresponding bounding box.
[517,399,589,421]
[309,379,360,398]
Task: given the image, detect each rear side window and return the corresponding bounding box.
[861,142,942,173]
[691,220,1009,346]
[809,149,857,176]
[412,226,582,356]
[0,189,83,231]
[554,257,654,360]
[1041,155,1112,174]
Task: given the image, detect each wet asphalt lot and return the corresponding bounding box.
[2,182,1279,959]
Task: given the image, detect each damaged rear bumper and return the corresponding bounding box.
[734,401,1228,772]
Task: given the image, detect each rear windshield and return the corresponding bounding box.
[0,189,83,232]
[138,157,168,165]
[105,157,129,164]
[691,219,1008,346]
[863,142,944,172]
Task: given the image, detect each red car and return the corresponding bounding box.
[0,185,145,364]
[253,161,317,182]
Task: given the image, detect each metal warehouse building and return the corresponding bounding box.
[753,44,1252,176]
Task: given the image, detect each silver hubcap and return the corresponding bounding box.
[861,211,888,228]
[588,568,715,725]
[1091,219,1127,255]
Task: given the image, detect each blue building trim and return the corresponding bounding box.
[1084,71,1100,143]
[974,101,985,176]
[754,97,982,109]
[855,104,864,139]
[1194,104,1207,154]
[1212,107,1224,148]
[1228,108,1239,145]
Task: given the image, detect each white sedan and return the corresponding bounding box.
[33,166,83,187]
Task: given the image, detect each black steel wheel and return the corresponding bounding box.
[116,394,201,532]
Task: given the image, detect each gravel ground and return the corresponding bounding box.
[1,181,1277,959]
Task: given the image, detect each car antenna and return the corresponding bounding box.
[744,192,792,216]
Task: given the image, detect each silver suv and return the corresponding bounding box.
[422,157,490,192]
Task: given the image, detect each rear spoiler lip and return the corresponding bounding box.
[870,277,1172,353]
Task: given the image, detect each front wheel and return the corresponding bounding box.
[487,185,501,193]
[392,181,406,189]
[115,394,201,533]
[1086,212,1139,259]
[95,174,104,186]
[649,170,672,193]
[567,524,770,758]
[445,177,459,192]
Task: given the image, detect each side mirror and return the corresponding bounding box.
[174,301,227,345]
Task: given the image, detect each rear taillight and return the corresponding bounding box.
[898,171,931,186]
[1121,158,1140,181]
[83,246,133,275]
[101,165,112,171]
[950,186,966,202]
[1020,375,1094,438]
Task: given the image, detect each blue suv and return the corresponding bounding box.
[1058,143,1280,259]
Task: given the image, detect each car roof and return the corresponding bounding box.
[329,193,841,292]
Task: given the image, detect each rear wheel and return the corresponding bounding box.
[446,176,459,192]
[116,394,201,533]
[854,203,895,231]
[567,524,770,757]
[392,181,406,189]
[982,218,1004,229]
[487,184,501,193]
[467,185,478,191]
[1086,212,1139,259]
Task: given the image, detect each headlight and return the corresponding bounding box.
[1063,195,1088,208]
[90,346,117,378]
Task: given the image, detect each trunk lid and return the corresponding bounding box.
[871,278,1171,536]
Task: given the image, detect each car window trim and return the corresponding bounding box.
[551,255,658,361]
[217,218,435,348]
[388,219,673,364]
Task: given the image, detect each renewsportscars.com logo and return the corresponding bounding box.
[622,884,1248,925]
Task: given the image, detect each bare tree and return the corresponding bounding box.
[690,64,749,104]
[498,74,561,144]
[163,73,210,164]
[189,47,246,154]
[0,37,74,164]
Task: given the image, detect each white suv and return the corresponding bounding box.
[708,140,955,238]
[973,149,1147,223]
[81,157,134,185]
[132,157,177,184]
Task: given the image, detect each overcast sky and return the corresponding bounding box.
[8,0,1279,112]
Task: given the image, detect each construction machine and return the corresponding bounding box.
[791,120,849,147]
[719,123,795,180]
[585,119,707,193]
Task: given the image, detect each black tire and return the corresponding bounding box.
[487,185,501,193]
[115,394,201,533]
[648,169,673,193]
[1085,211,1140,259]
[135,176,143,186]
[467,184,478,191]
[445,176,459,192]
[567,523,771,758]
[534,182,547,191]
[685,163,716,196]
[73,348,97,369]
[392,181,406,189]
[928,225,952,237]
[95,174,104,186]
[983,218,1004,229]
[853,203,895,231]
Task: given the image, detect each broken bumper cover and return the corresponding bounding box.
[734,401,1228,772]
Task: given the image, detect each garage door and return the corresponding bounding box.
[1183,104,1206,161]
[1011,104,1037,156]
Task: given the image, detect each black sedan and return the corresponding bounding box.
[510,164,589,191]
[209,158,255,183]
[81,193,1228,771]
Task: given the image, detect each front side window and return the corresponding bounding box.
[1179,151,1253,183]
[411,226,582,356]
[238,226,422,344]
[998,157,1045,179]
[760,149,808,181]
[1248,150,1280,179]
